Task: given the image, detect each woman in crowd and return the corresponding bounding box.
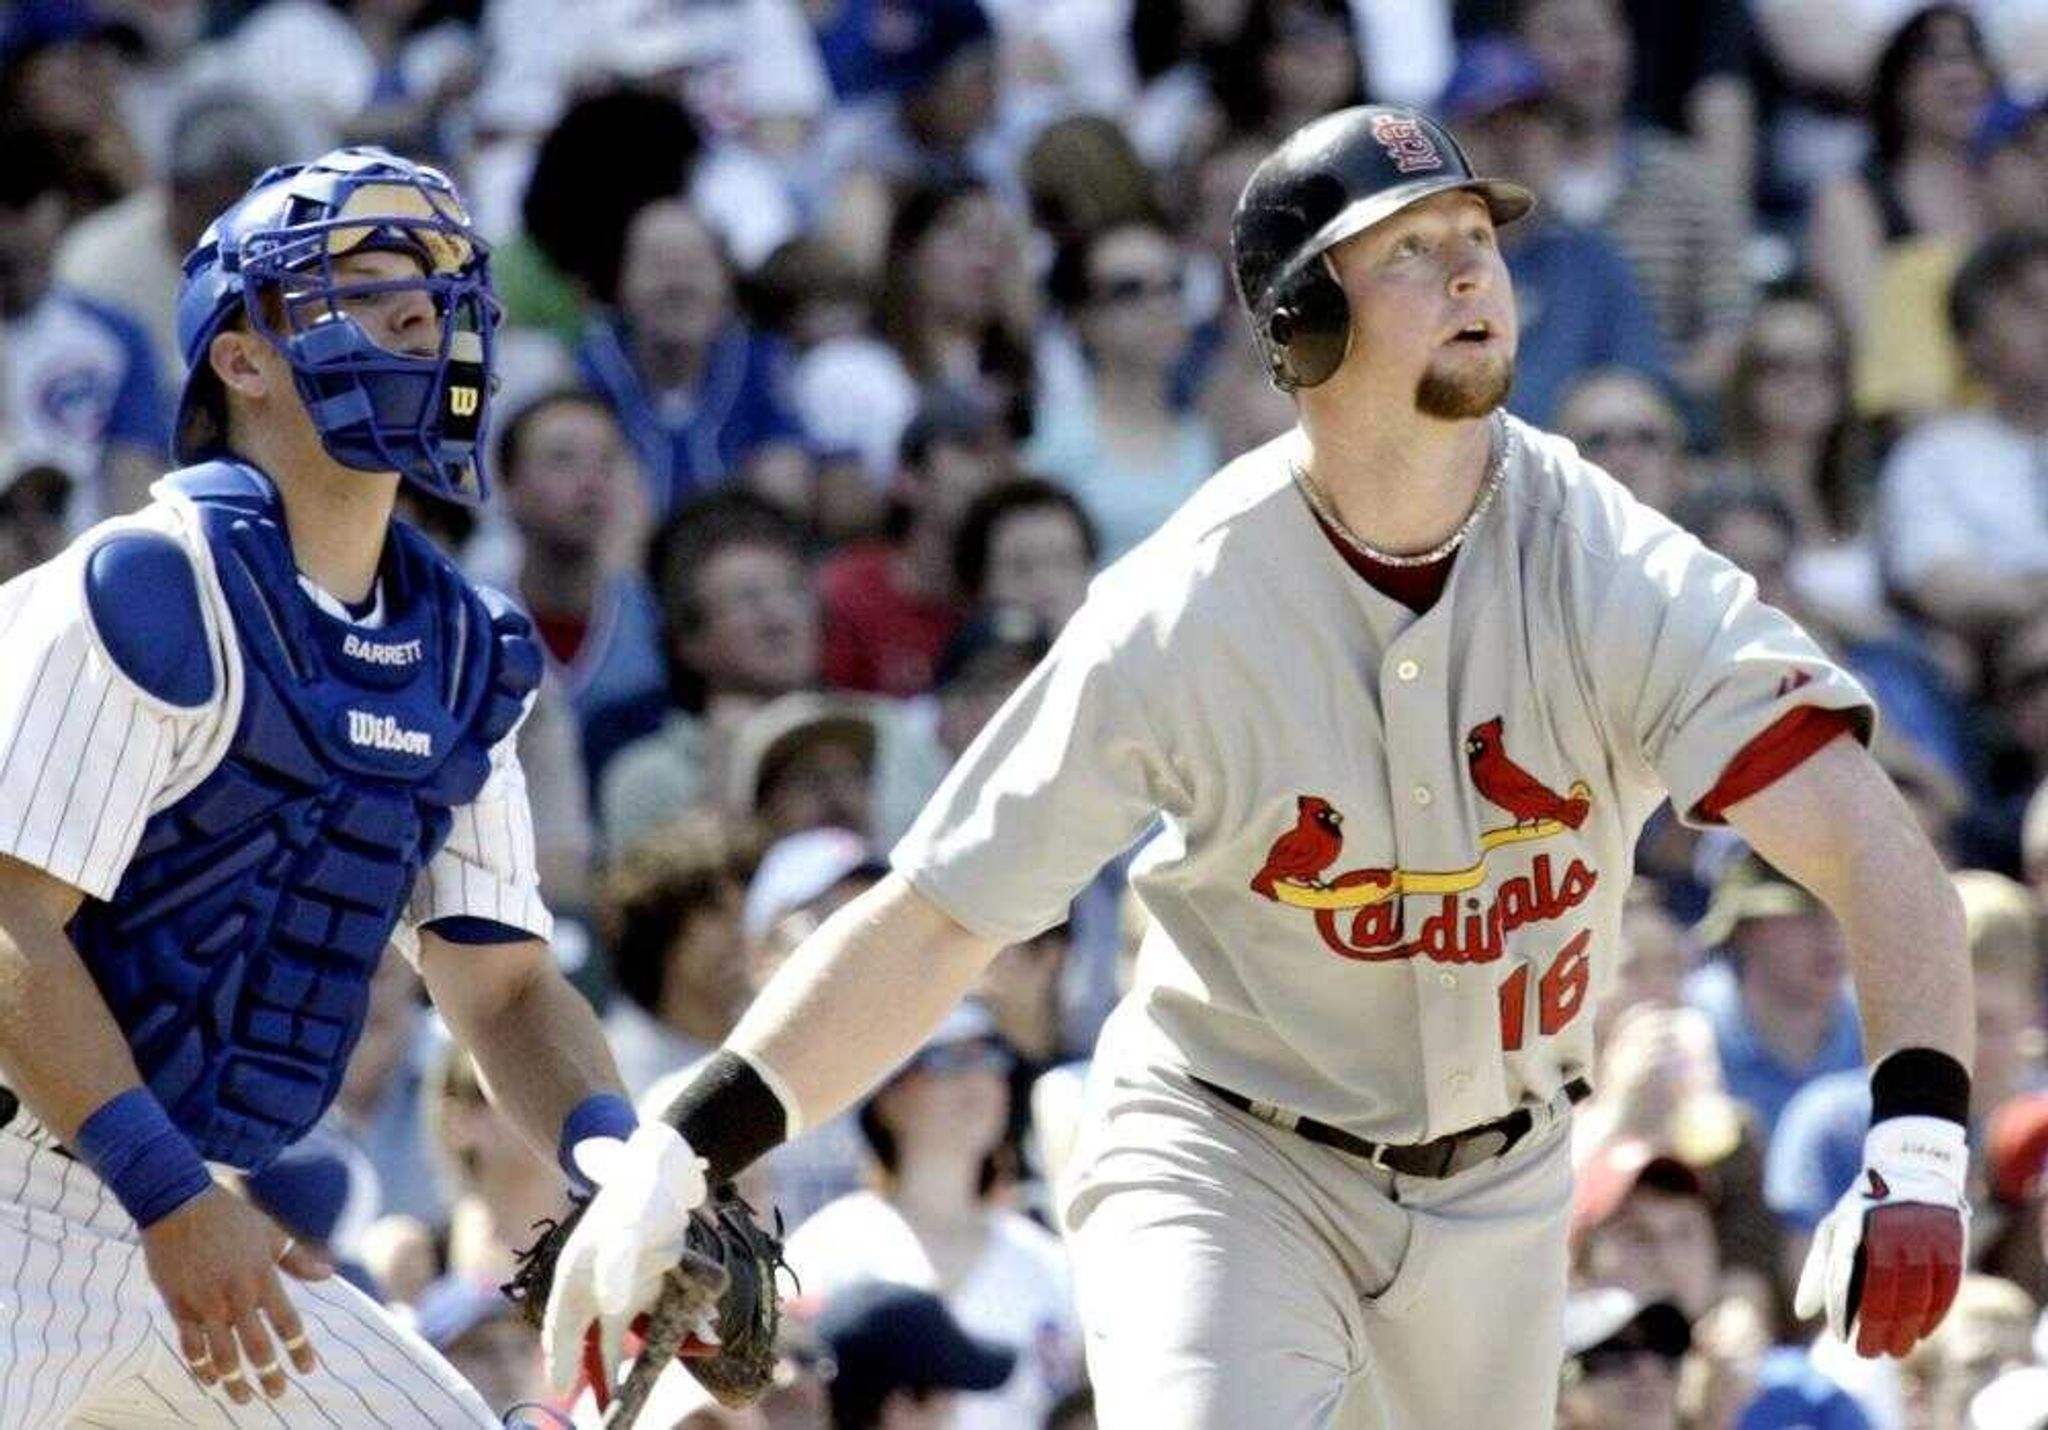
[877,180,1039,442]
[1806,4,1996,365]
[1027,220,1217,561]
[1718,285,1886,638]
[784,1002,1083,1430]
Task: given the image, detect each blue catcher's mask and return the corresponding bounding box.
[173,147,500,506]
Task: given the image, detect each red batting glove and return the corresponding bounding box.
[1794,1117,1969,1358]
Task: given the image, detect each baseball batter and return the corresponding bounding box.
[544,107,1976,1430]
[0,150,647,1426]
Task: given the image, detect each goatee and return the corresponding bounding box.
[1416,354,1514,420]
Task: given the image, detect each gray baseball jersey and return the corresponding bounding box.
[895,414,1869,1141]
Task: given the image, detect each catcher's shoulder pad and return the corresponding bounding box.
[83,531,214,708]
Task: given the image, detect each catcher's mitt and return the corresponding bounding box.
[506,1183,791,1417]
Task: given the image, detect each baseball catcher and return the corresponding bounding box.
[0,146,658,1425]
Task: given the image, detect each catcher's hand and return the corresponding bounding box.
[1794,1116,1969,1358]
[505,1125,787,1413]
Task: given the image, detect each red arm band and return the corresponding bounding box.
[1692,705,1864,823]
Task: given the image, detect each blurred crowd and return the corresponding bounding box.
[2,0,2046,1427]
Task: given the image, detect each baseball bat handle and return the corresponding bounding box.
[601,1250,729,1428]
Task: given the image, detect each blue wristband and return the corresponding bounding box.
[559,1092,638,1192]
[72,1089,213,1229]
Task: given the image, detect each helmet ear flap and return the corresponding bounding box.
[1263,266,1351,391]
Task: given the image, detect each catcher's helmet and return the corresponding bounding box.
[1231,105,1534,392]
[174,147,500,505]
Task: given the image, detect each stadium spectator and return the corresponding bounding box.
[412,1045,566,1411]
[1591,882,1690,1054]
[953,477,1100,633]
[814,1279,1017,1430]
[1554,370,1691,515]
[595,491,818,839]
[1877,227,2048,643]
[577,198,813,518]
[1719,286,1888,639]
[786,1001,1082,1430]
[0,126,167,525]
[1853,92,2048,425]
[876,180,1038,440]
[0,1,147,216]
[55,81,298,394]
[1123,0,1268,172]
[724,692,881,843]
[495,387,665,738]
[752,233,921,528]
[1806,6,1995,344]
[1021,114,1162,253]
[809,0,1013,210]
[502,86,702,344]
[1251,0,1369,142]
[1516,0,1753,397]
[225,0,482,159]
[1029,218,1217,559]
[1442,37,1670,428]
[1556,1287,1691,1430]
[1684,854,1864,1141]
[820,389,1008,696]
[597,814,755,1098]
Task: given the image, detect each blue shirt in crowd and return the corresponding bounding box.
[1737,1347,1874,1430]
[4,287,168,523]
[1502,220,1669,427]
[1764,1070,1871,1233]
[1686,960,1864,1140]
[576,318,808,516]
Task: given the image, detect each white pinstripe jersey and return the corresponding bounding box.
[0,481,552,962]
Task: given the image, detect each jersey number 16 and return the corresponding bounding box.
[1496,929,1591,1052]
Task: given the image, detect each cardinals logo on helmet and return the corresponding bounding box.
[1370,114,1443,174]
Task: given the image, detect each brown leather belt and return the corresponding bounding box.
[1192,1074,1592,1179]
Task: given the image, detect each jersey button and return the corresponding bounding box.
[1413,784,1433,806]
[1438,971,1457,989]
[1447,1069,1471,1092]
[1395,658,1421,682]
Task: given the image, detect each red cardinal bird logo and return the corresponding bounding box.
[1250,795,1345,899]
[1464,717,1590,830]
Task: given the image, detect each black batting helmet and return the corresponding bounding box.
[1231,105,1535,392]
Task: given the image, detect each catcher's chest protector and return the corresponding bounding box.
[68,462,538,1171]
